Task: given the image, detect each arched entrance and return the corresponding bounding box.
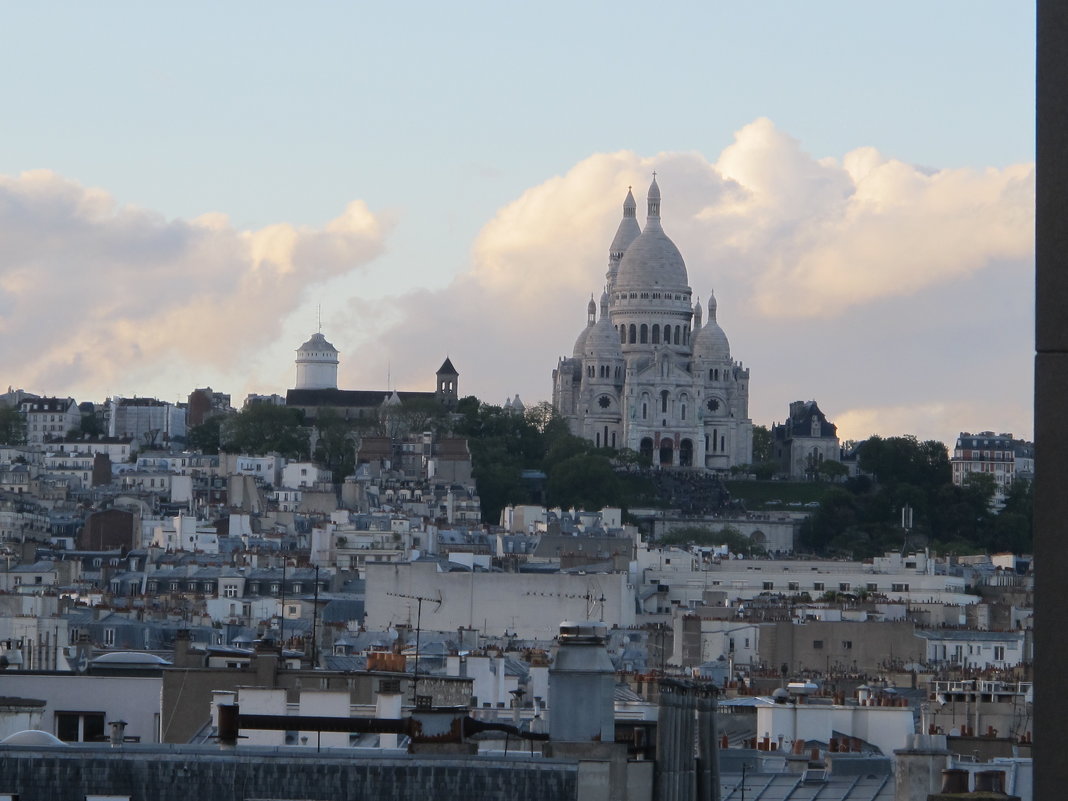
[679,439,694,467]
[640,437,654,463]
[659,439,674,466]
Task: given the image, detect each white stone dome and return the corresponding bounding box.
[615,178,689,292]
[572,297,597,358]
[585,294,624,360]
[692,291,730,361]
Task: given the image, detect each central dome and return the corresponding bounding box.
[614,178,689,292]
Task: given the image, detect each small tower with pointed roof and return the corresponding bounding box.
[435,357,459,409]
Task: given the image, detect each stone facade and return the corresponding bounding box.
[552,179,752,471]
[771,400,841,479]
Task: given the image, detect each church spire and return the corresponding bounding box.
[647,173,661,219]
[693,296,703,330]
[623,186,637,218]
[707,288,718,321]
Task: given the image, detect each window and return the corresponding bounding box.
[788,582,799,591]
[224,586,237,598]
[56,711,105,742]
[867,583,878,592]
[814,582,825,592]
[813,640,824,650]
[762,581,774,590]
[842,640,853,650]
[103,628,115,647]
[892,583,910,593]
[839,582,850,592]
[994,646,1006,661]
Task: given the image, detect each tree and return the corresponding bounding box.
[752,424,772,463]
[187,416,223,454]
[817,459,848,482]
[545,452,621,511]
[0,406,25,445]
[221,404,308,458]
[312,408,358,479]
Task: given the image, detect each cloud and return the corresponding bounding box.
[0,170,386,399]
[338,118,1034,444]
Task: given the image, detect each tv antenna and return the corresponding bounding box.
[523,586,606,622]
[387,590,442,703]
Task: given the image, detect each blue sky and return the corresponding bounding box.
[0,2,1035,445]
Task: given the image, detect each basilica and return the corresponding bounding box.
[551,178,753,470]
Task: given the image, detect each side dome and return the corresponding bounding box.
[572,296,597,358]
[614,178,689,292]
[692,290,730,361]
[585,293,624,360]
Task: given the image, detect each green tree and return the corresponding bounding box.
[187,416,223,454]
[0,406,25,445]
[221,404,308,458]
[546,452,622,511]
[817,459,848,482]
[312,408,358,479]
[752,424,772,463]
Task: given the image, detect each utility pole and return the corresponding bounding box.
[386,591,441,704]
[310,565,320,666]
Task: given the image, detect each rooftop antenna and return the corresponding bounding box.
[386,590,442,705]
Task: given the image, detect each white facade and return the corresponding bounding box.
[149,514,220,553]
[107,397,186,446]
[364,561,636,639]
[0,673,162,743]
[641,550,972,607]
[282,461,330,489]
[553,179,753,470]
[20,397,80,447]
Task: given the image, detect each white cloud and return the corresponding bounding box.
[0,170,386,400]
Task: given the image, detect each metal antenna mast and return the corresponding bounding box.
[386,591,442,704]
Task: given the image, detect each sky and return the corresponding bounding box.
[0,2,1035,447]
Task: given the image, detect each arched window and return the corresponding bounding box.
[611,431,616,448]
[640,324,648,344]
[619,326,626,344]
[712,428,718,453]
[640,437,654,462]
[596,432,601,447]
[629,324,637,344]
[674,325,681,344]
[709,368,714,380]
[681,404,687,421]
[642,402,648,420]
[661,390,669,413]
[652,325,660,344]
